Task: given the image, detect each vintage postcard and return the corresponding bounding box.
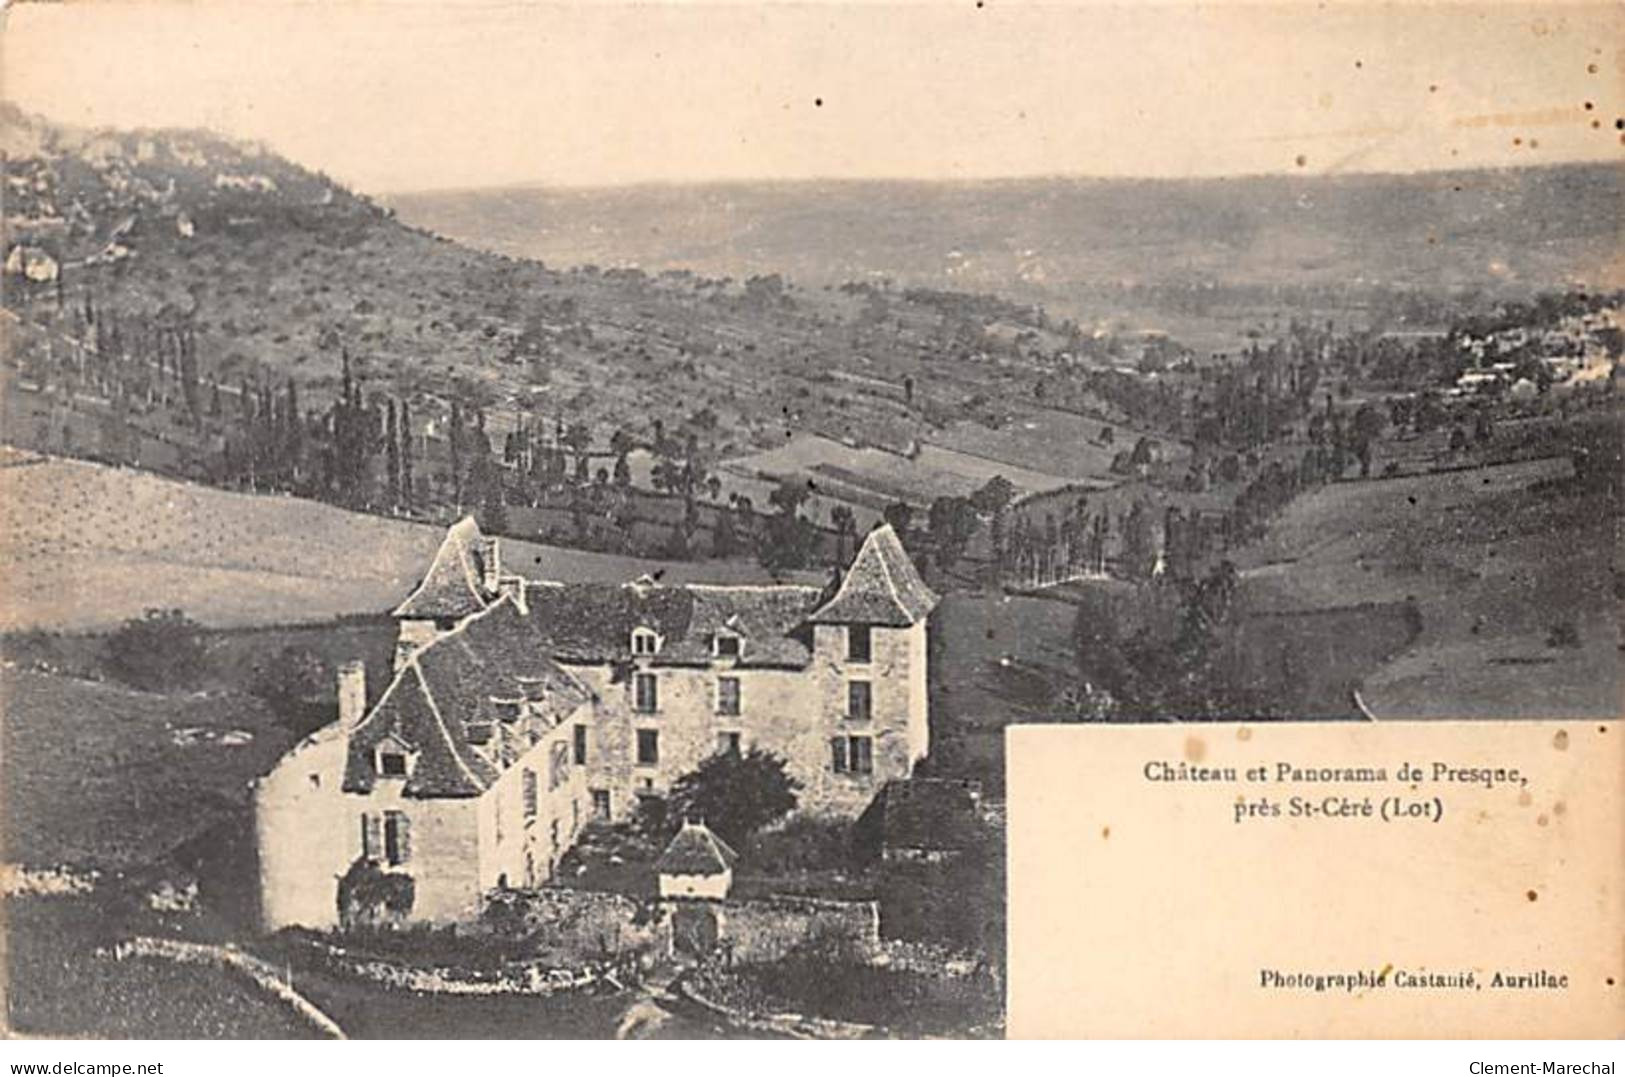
[0,0,1618,1041]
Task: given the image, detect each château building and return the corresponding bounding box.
[254,517,938,929]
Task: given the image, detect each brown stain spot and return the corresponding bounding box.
[1429,84,1439,93]
[1553,801,1566,817]
[1584,100,1594,110]
[1512,137,1523,146]
[1536,814,1549,827]
[1526,889,1539,902]
[1553,729,1569,750]
[1518,789,1533,807]
[1236,726,1252,742]
[1377,962,1393,983]
[1101,826,1111,840]
[1295,154,1308,168]
[1588,62,1599,74]
[1184,736,1207,763]
[1528,138,1539,149]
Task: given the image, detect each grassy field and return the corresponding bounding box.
[721,432,1076,508]
[0,667,295,869]
[4,895,320,1038]
[1231,455,1619,719]
[0,449,815,633]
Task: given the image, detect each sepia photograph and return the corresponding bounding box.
[0,0,1618,1043]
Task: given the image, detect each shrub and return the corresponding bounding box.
[105,609,207,692]
[667,748,800,849]
[249,645,333,736]
[337,857,414,931]
[1546,621,1581,649]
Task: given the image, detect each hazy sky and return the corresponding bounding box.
[4,1,1621,192]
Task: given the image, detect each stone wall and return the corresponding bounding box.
[714,895,880,964]
[479,887,670,965]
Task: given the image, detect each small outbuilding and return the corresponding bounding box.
[655,821,736,900]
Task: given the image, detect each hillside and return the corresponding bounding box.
[0,448,811,632]
[1,104,1088,464]
[386,165,1625,341]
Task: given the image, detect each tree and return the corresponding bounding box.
[969,474,1015,515]
[106,608,207,692]
[666,747,801,849]
[1351,402,1386,478]
[768,476,810,517]
[250,644,335,736]
[927,495,978,569]
[399,399,415,508]
[882,500,914,535]
[1119,500,1155,579]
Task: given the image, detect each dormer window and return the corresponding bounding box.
[491,698,523,722]
[374,735,417,779]
[713,631,743,659]
[631,627,661,656]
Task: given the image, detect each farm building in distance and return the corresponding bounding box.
[255,517,938,929]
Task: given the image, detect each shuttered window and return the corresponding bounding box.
[383,811,411,866]
[831,735,873,774]
[634,673,658,713]
[522,769,538,819]
[716,676,741,716]
[850,735,873,774]
[361,813,382,860]
[573,724,588,765]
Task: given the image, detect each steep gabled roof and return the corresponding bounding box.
[344,594,593,799]
[392,516,491,620]
[655,822,738,877]
[808,524,938,626]
[523,580,823,668]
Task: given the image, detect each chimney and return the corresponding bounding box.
[480,537,502,593]
[338,660,367,729]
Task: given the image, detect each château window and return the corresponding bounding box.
[383,811,412,867]
[636,729,660,766]
[830,735,873,775]
[713,632,742,659]
[378,751,409,778]
[718,731,742,756]
[634,672,659,714]
[716,676,741,716]
[522,769,538,819]
[847,680,872,722]
[848,624,872,663]
[573,724,588,765]
[631,628,661,656]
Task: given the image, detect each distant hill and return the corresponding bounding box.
[0,105,1083,458]
[386,165,1625,325]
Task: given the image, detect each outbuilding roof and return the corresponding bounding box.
[655,822,738,877]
